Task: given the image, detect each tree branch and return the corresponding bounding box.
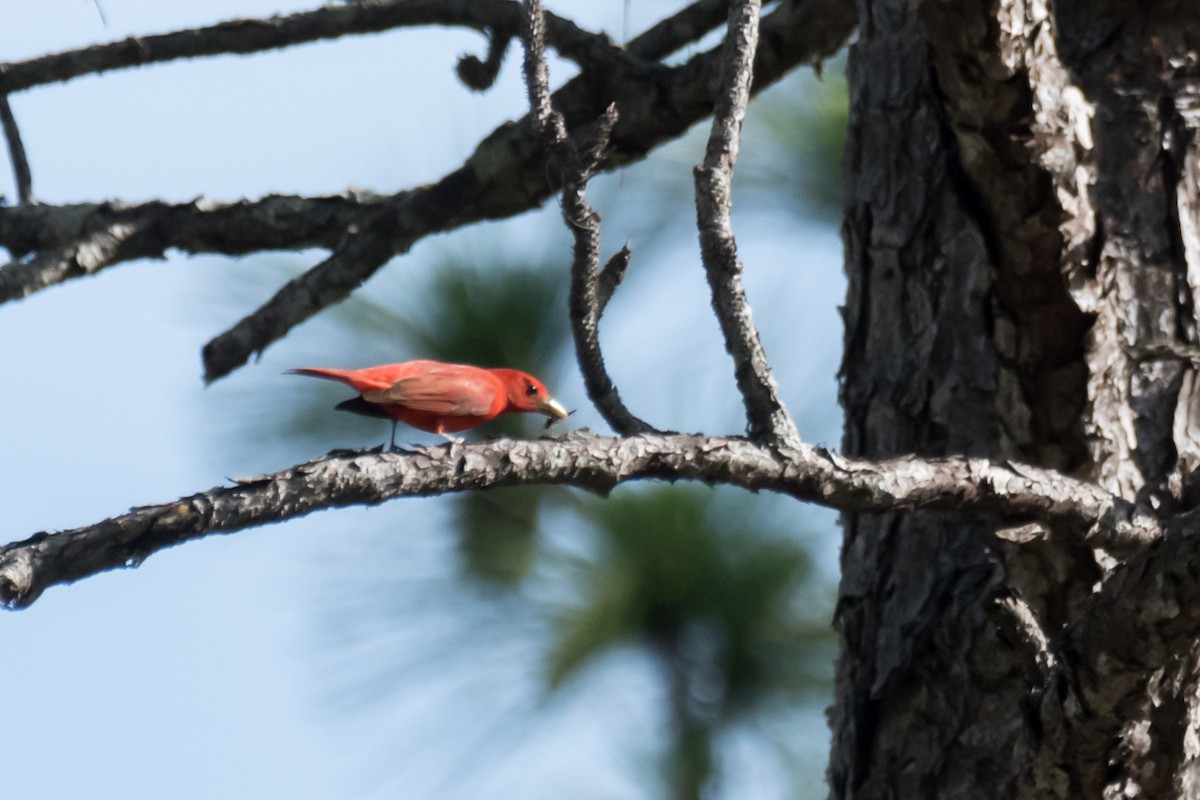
[522,0,655,435]
[193,0,853,382]
[0,0,632,95]
[0,193,384,302]
[0,193,381,257]
[201,203,400,382]
[694,0,800,444]
[0,433,1160,610]
[455,27,513,92]
[0,194,386,303]
[596,245,632,315]
[0,93,32,204]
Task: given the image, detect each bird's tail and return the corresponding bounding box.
[286,367,360,385]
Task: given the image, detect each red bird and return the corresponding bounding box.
[288,360,570,448]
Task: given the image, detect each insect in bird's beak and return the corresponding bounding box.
[539,397,571,427]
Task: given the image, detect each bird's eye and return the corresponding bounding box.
[525,382,539,396]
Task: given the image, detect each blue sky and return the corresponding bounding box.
[0,2,846,797]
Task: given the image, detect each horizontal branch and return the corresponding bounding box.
[0,93,32,204]
[0,432,1160,609]
[0,0,630,94]
[0,193,382,302]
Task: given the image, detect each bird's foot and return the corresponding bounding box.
[327,445,383,457]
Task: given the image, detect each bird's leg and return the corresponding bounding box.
[435,422,465,445]
[389,420,399,452]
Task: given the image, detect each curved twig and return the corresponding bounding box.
[0,230,132,302]
[694,0,800,444]
[0,0,631,94]
[0,193,382,301]
[522,0,655,434]
[0,93,31,204]
[456,28,514,91]
[202,205,401,382]
[596,244,631,314]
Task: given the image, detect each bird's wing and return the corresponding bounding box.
[361,365,498,416]
[334,396,393,419]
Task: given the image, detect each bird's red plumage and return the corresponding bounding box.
[288,360,565,439]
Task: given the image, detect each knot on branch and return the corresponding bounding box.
[456,29,513,91]
[0,545,41,609]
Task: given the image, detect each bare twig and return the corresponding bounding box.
[597,244,631,313]
[0,193,383,301]
[694,0,800,444]
[202,207,400,382]
[558,109,656,435]
[91,0,109,27]
[0,93,32,204]
[456,28,513,91]
[521,0,563,139]
[0,432,1161,609]
[0,0,631,95]
[522,0,655,434]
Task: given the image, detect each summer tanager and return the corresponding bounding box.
[288,360,570,448]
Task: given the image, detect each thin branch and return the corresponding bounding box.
[631,0,752,61]
[597,244,631,314]
[91,0,109,28]
[0,93,32,204]
[522,0,655,435]
[559,109,656,435]
[0,0,765,299]
[202,206,400,382]
[694,0,800,444]
[0,433,1161,609]
[0,0,631,95]
[0,193,382,301]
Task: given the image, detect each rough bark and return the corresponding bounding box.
[831,0,1200,798]
[0,433,1159,610]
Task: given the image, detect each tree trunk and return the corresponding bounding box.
[831,0,1200,797]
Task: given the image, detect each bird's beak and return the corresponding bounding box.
[538,397,571,421]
